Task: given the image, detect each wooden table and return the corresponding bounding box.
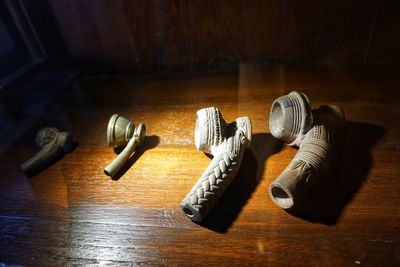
[1,65,399,266]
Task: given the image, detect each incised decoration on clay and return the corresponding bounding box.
[268,91,345,209]
[181,107,252,222]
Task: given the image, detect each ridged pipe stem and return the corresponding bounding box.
[269,92,344,209]
[181,107,252,222]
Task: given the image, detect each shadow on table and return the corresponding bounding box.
[198,133,283,233]
[287,121,386,225]
[110,135,160,180]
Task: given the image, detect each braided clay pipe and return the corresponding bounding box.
[20,127,74,176]
[104,114,146,178]
[268,91,345,209]
[181,107,252,222]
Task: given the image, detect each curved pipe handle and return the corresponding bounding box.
[20,128,73,176]
[268,92,345,209]
[181,107,252,222]
[104,123,146,178]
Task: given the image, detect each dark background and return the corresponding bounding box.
[22,0,400,73]
[0,1,33,79]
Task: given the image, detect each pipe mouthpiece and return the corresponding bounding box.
[180,203,203,222]
[269,183,294,209]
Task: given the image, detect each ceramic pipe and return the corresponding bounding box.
[20,127,74,175]
[104,114,146,178]
[181,107,252,222]
[268,91,344,209]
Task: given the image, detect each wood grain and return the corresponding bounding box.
[44,0,400,72]
[0,65,399,265]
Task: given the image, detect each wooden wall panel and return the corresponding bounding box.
[46,0,400,72]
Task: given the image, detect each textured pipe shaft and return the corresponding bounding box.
[269,128,329,208]
[20,128,73,176]
[181,108,252,222]
[269,92,344,209]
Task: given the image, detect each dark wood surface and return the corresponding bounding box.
[0,65,399,266]
[44,0,400,72]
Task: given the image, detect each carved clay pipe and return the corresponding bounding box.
[20,127,74,176]
[181,107,252,222]
[104,114,146,178]
[268,91,345,209]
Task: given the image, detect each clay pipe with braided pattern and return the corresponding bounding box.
[268,91,345,209]
[180,107,252,222]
